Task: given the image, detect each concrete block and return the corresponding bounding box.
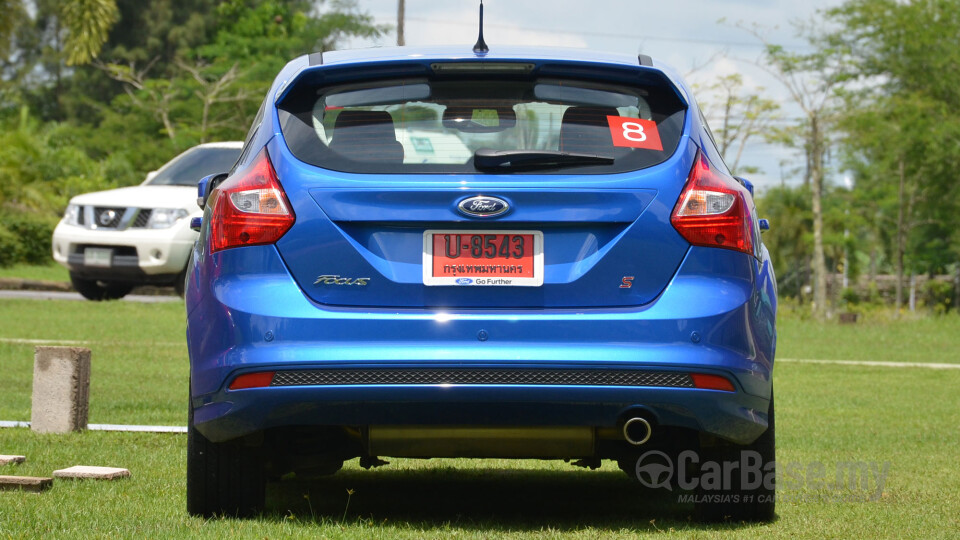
[52,466,130,480]
[0,475,53,492]
[31,347,91,434]
[0,455,26,465]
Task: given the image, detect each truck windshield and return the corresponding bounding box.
[147,147,241,186]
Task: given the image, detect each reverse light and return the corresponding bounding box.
[229,371,276,390]
[690,373,736,392]
[209,149,295,253]
[671,151,755,256]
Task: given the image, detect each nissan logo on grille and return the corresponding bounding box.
[457,196,509,217]
[99,209,117,226]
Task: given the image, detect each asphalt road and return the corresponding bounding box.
[0,290,180,303]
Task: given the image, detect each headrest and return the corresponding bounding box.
[333,110,397,137]
[560,106,619,127]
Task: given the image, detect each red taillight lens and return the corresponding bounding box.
[690,373,736,392]
[210,149,295,253]
[671,151,754,256]
[228,371,276,390]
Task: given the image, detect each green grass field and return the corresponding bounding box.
[1,298,958,538]
[0,263,69,283]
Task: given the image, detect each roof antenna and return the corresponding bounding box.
[473,1,488,54]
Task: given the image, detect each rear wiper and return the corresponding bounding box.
[474,149,614,171]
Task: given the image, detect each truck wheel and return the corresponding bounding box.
[70,273,133,301]
[186,402,266,518]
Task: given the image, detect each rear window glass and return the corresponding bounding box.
[278,76,685,174]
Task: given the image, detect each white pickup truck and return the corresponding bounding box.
[52,142,242,300]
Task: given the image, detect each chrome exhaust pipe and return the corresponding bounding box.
[623,416,653,446]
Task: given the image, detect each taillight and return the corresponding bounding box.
[670,150,754,256]
[210,149,295,253]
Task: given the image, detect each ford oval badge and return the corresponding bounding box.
[458,196,509,218]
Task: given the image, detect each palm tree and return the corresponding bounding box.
[61,0,119,65]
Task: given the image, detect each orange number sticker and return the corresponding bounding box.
[606,116,663,151]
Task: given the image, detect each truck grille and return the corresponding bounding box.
[270,369,695,388]
[76,206,154,229]
[132,209,152,228]
[93,207,125,228]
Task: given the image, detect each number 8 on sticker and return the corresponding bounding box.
[606,116,663,151]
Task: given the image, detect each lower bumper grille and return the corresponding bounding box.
[270,369,694,388]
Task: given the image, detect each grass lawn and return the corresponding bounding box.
[0,263,69,283]
[1,299,958,538]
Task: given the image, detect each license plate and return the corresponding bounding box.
[423,230,543,286]
[84,248,113,268]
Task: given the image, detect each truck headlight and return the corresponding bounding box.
[63,204,81,226]
[148,208,189,229]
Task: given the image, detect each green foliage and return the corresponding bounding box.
[0,108,118,216]
[0,182,58,268]
[62,0,120,65]
[921,279,955,315]
[0,223,22,267]
[0,0,382,210]
[840,286,860,306]
[829,0,960,285]
[0,0,26,61]
[757,185,812,297]
[0,1,383,272]
[0,211,57,266]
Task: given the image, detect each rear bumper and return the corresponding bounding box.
[194,366,770,445]
[187,244,777,447]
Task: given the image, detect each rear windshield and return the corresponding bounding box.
[278,76,685,174]
[147,146,241,186]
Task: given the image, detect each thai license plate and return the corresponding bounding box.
[83,247,113,268]
[423,230,543,286]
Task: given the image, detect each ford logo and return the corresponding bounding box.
[457,196,509,218]
[455,278,473,285]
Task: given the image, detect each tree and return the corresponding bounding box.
[696,73,780,176]
[839,93,956,310]
[745,23,848,319]
[828,0,960,311]
[93,0,382,148]
[0,0,26,61]
[0,0,383,212]
[61,0,119,66]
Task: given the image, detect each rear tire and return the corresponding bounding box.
[187,402,266,518]
[694,391,776,523]
[70,273,133,301]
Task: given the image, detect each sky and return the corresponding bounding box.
[342,0,847,190]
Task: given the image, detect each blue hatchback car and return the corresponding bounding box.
[186,44,777,521]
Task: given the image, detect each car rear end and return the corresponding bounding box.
[186,47,777,520]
